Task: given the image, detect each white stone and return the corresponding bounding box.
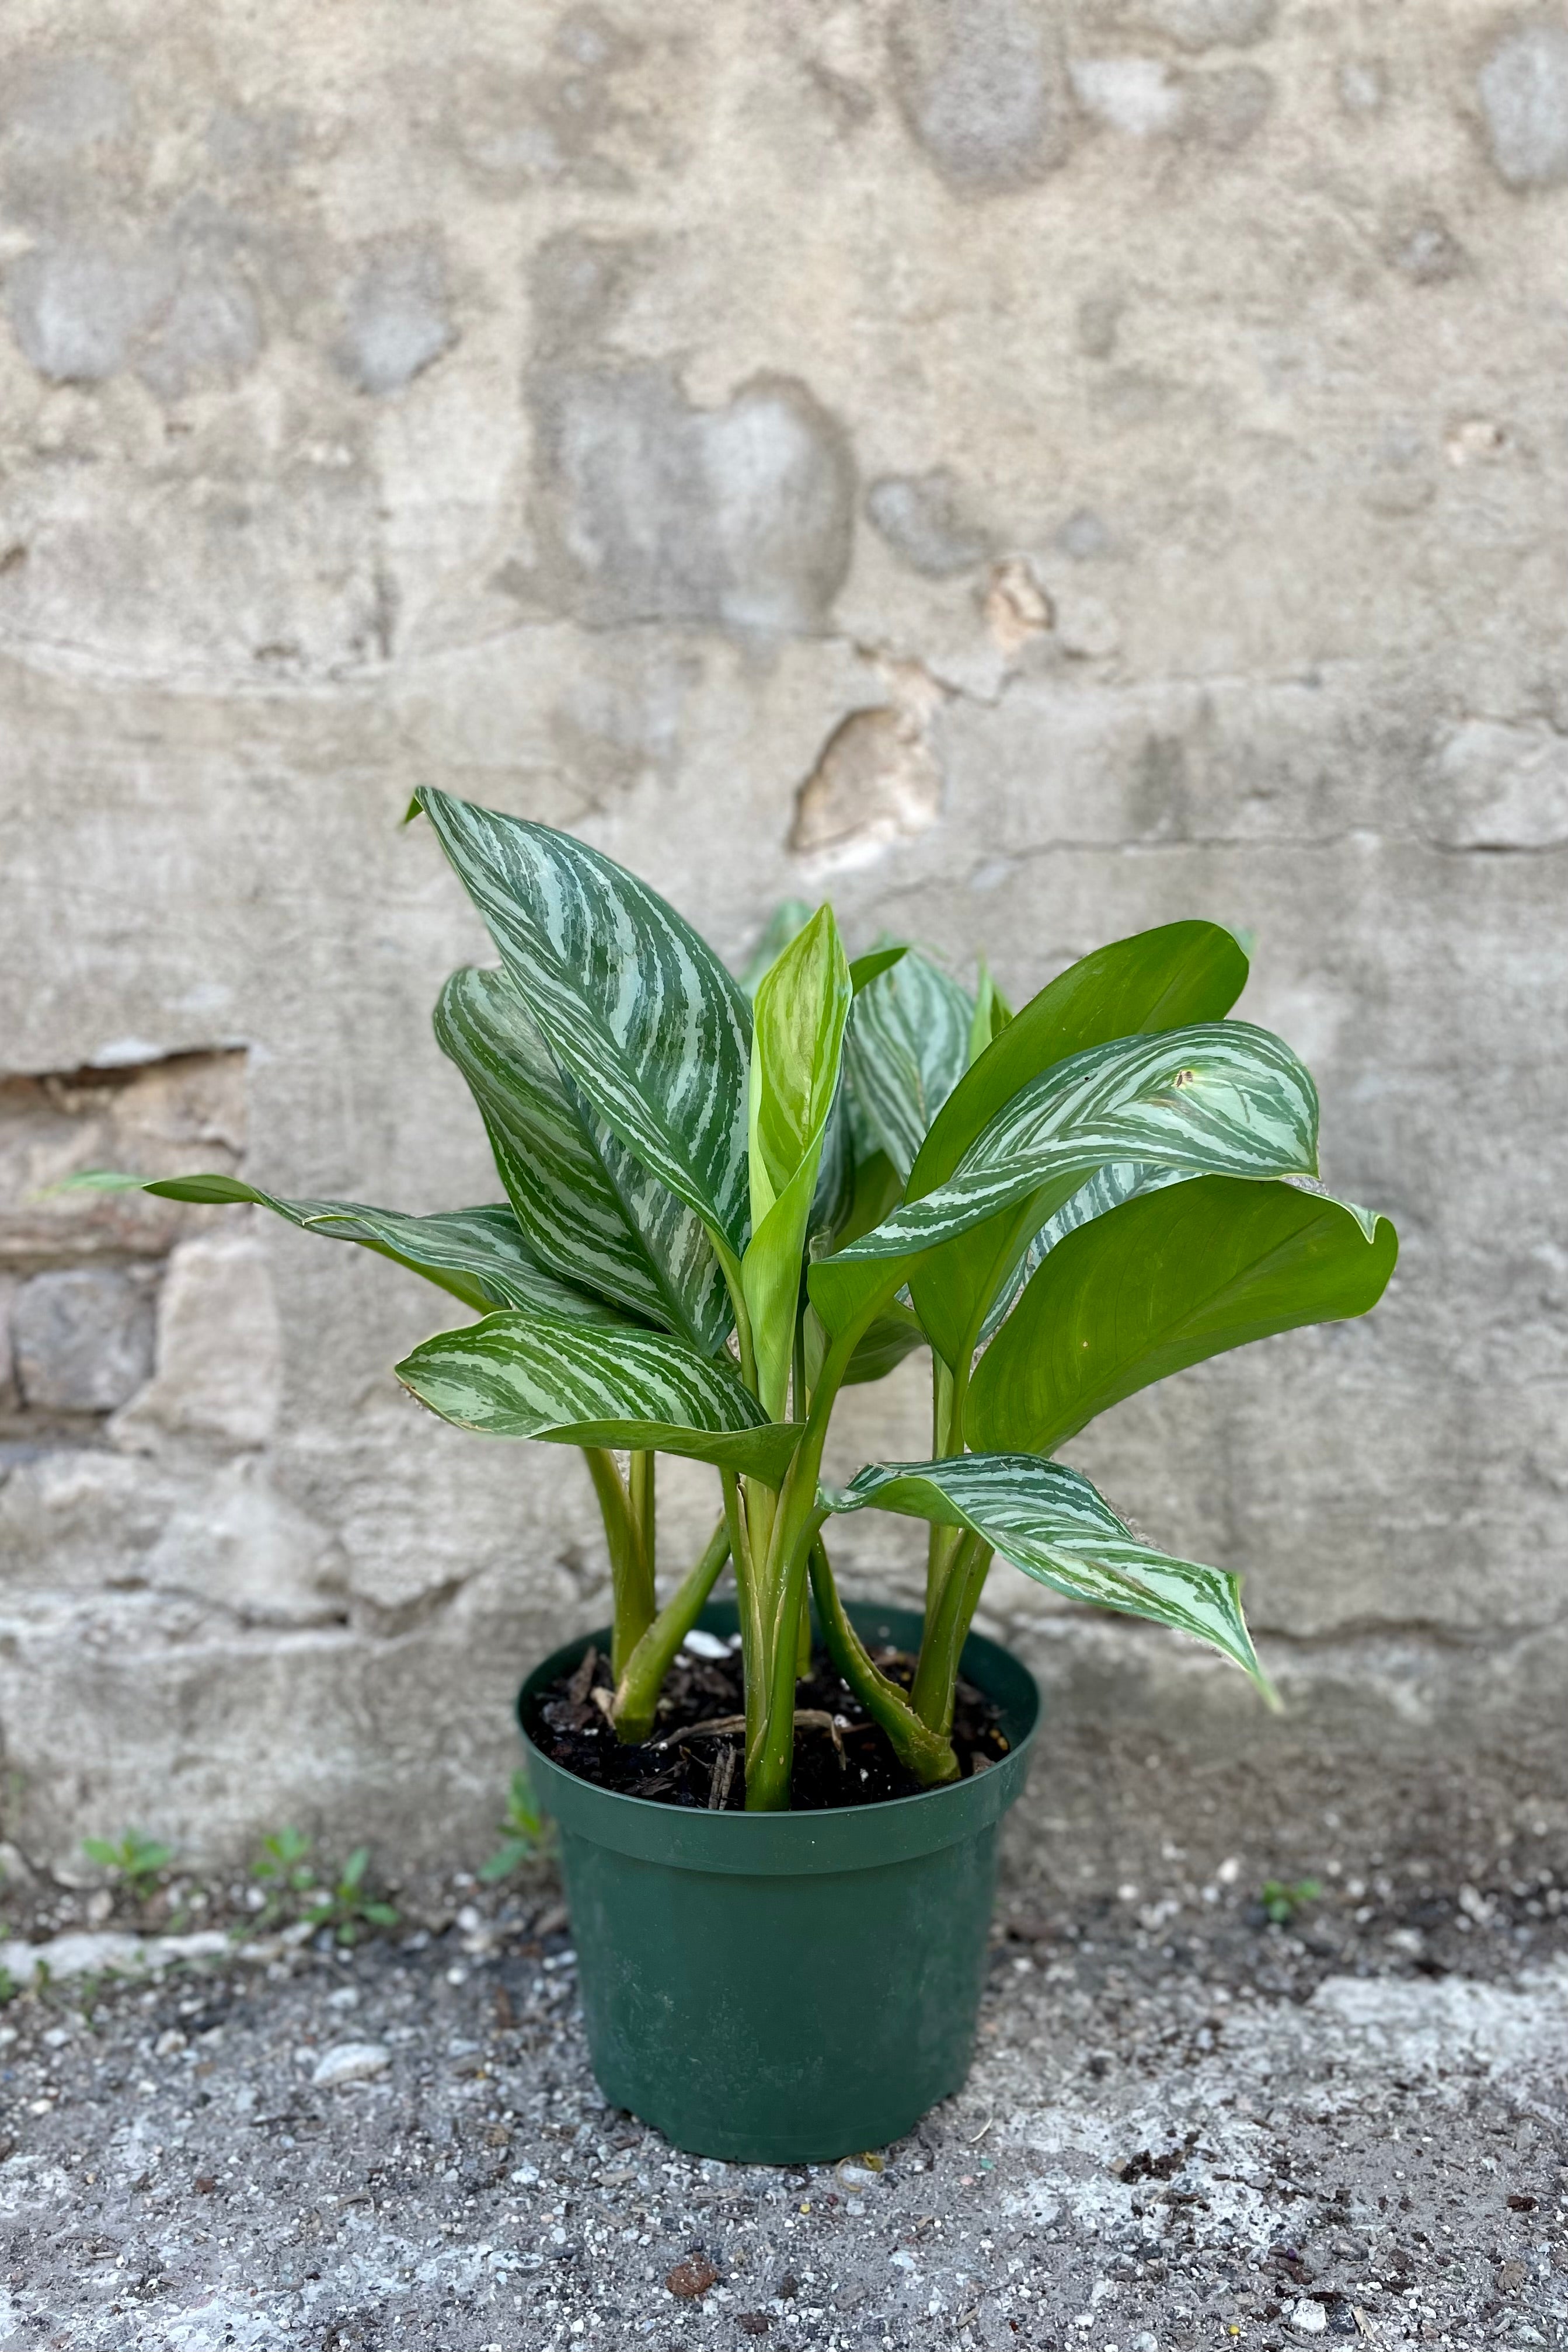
[1289,2301,1328,2336]
[1069,57,1183,139]
[0,1929,230,1984]
[312,2040,391,2088]
[137,1457,347,1625]
[1477,25,1568,189]
[111,1232,283,1451]
[1431,721,1568,850]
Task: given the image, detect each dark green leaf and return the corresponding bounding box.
[848,945,909,993]
[907,921,1249,1363]
[969,1177,1398,1456]
[842,1301,927,1386]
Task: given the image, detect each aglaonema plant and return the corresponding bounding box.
[76,788,1397,1811]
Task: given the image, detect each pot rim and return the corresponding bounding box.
[516,1596,1040,1877]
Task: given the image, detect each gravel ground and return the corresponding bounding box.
[1,1836,1565,2352]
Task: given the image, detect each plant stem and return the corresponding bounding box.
[910,1530,994,1734]
[629,1451,655,1587]
[583,1447,656,1679]
[722,1468,766,1785]
[922,1319,980,1633]
[809,1539,959,1785]
[745,1294,890,1809]
[611,1515,731,1743]
[926,1356,954,1611]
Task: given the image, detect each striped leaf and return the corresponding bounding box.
[413,788,753,1264]
[435,966,731,1354]
[821,1453,1270,1692]
[914,922,1249,1197]
[844,948,974,1182]
[810,1022,1318,1338]
[63,1172,615,1321]
[396,1311,802,1483]
[908,921,1249,1365]
[968,1176,1398,1457]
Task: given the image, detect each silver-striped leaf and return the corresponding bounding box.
[821,1452,1270,1692]
[62,1172,619,1320]
[396,1311,801,1484]
[435,966,731,1353]
[844,948,974,1182]
[810,1021,1316,1336]
[414,788,752,1264]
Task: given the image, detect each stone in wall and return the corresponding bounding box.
[1476,22,1568,189]
[12,1267,155,1414]
[1427,720,1568,851]
[111,1232,283,1453]
[334,236,454,398]
[0,1053,246,1268]
[521,367,856,632]
[888,0,1074,192]
[865,468,994,577]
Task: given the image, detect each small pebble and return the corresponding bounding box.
[1290,2301,1328,2337]
[311,2040,390,2089]
[665,2254,719,2298]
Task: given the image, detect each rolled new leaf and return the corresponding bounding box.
[742,906,852,1417]
[412,788,753,1268]
[436,966,732,1354]
[809,1020,1317,1342]
[969,1176,1397,1457]
[821,1452,1271,1694]
[62,1173,619,1321]
[397,1311,803,1485]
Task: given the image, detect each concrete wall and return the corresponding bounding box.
[2,0,1565,1872]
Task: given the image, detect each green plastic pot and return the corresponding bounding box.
[515,1597,1040,2164]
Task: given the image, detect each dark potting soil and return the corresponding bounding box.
[528,1637,1011,1811]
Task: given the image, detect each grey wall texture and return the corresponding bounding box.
[1,0,1565,1872]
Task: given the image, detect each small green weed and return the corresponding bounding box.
[302,1847,399,1946]
[82,1830,174,1903]
[478,1772,550,1883]
[1260,1876,1322,1926]
[248,1828,398,1943]
[0,1968,15,2006]
[250,1826,318,1923]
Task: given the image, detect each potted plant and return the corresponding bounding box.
[81,786,1396,2161]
